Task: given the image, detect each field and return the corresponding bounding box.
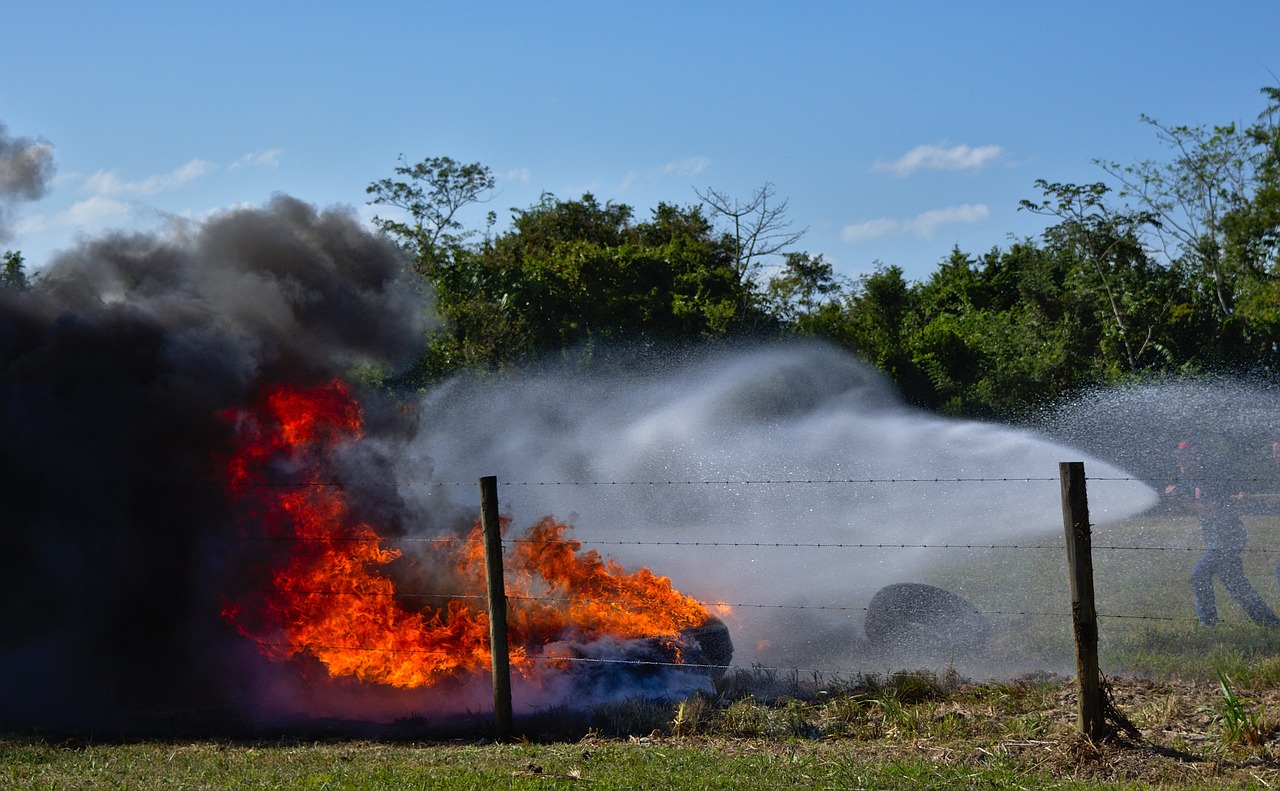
[7,511,1280,789]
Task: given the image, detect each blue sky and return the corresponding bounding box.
[3,1,1278,284]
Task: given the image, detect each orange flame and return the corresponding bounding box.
[219,379,712,688]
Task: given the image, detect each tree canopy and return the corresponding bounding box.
[355,85,1280,415]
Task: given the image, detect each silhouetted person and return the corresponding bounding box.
[1166,441,1278,627]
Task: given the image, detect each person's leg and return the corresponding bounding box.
[1218,551,1279,626]
[1191,550,1219,625]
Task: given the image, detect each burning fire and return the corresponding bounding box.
[219,379,714,688]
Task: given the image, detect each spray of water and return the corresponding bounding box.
[401,340,1159,671]
[1040,377,1280,489]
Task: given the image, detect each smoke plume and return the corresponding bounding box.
[0,122,55,242]
[0,195,425,731]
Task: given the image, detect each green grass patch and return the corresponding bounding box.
[0,734,1208,790]
[930,511,1280,685]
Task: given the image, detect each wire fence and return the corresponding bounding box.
[227,470,1280,686]
[224,474,1280,487]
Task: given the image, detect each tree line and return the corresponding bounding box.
[5,87,1278,419]
[362,86,1280,418]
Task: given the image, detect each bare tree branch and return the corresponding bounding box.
[695,182,807,280]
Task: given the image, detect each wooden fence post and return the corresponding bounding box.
[478,475,513,740]
[1059,461,1103,739]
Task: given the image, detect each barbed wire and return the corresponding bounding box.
[228,586,1224,625]
[214,533,1280,554]
[216,474,1280,488]
[242,638,861,677]
[239,605,1231,680]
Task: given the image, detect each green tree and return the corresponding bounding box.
[1099,114,1257,317]
[910,244,1113,416]
[1,250,30,291]
[1221,87,1280,369]
[386,188,765,384]
[1020,180,1173,375]
[820,264,934,407]
[764,251,844,325]
[1226,86,1280,275]
[365,155,496,274]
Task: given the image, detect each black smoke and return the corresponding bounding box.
[0,122,55,242]
[0,195,426,732]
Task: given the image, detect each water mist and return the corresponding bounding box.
[401,340,1159,672]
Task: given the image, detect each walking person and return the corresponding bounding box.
[1165,440,1279,627]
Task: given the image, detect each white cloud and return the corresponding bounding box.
[840,203,990,243]
[59,195,136,229]
[872,143,1005,178]
[66,195,133,225]
[660,156,711,177]
[82,159,216,197]
[500,167,531,184]
[229,148,283,170]
[839,217,900,243]
[620,156,712,190]
[909,204,990,236]
[5,195,136,242]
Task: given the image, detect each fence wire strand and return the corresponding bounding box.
[220,472,1280,680]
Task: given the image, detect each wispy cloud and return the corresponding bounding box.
[229,148,283,170]
[659,156,711,178]
[13,151,281,249]
[621,156,711,190]
[500,167,531,184]
[82,159,216,197]
[16,194,137,237]
[61,194,136,226]
[872,143,1004,178]
[840,204,990,243]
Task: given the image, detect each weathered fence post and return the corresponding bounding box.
[1059,461,1103,739]
[478,475,513,740]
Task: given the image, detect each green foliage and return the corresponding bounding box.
[374,87,1280,412]
[366,155,496,273]
[764,251,844,325]
[1,250,30,291]
[378,185,774,388]
[1216,670,1272,750]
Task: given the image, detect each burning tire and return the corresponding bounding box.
[618,615,733,679]
[862,583,989,666]
[681,615,734,677]
[556,614,734,694]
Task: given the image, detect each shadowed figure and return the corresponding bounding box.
[1166,441,1278,627]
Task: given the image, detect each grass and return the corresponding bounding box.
[10,510,1280,787]
[3,673,1276,790]
[932,510,1280,683]
[6,672,1280,788]
[0,735,1138,790]
[1216,671,1273,749]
